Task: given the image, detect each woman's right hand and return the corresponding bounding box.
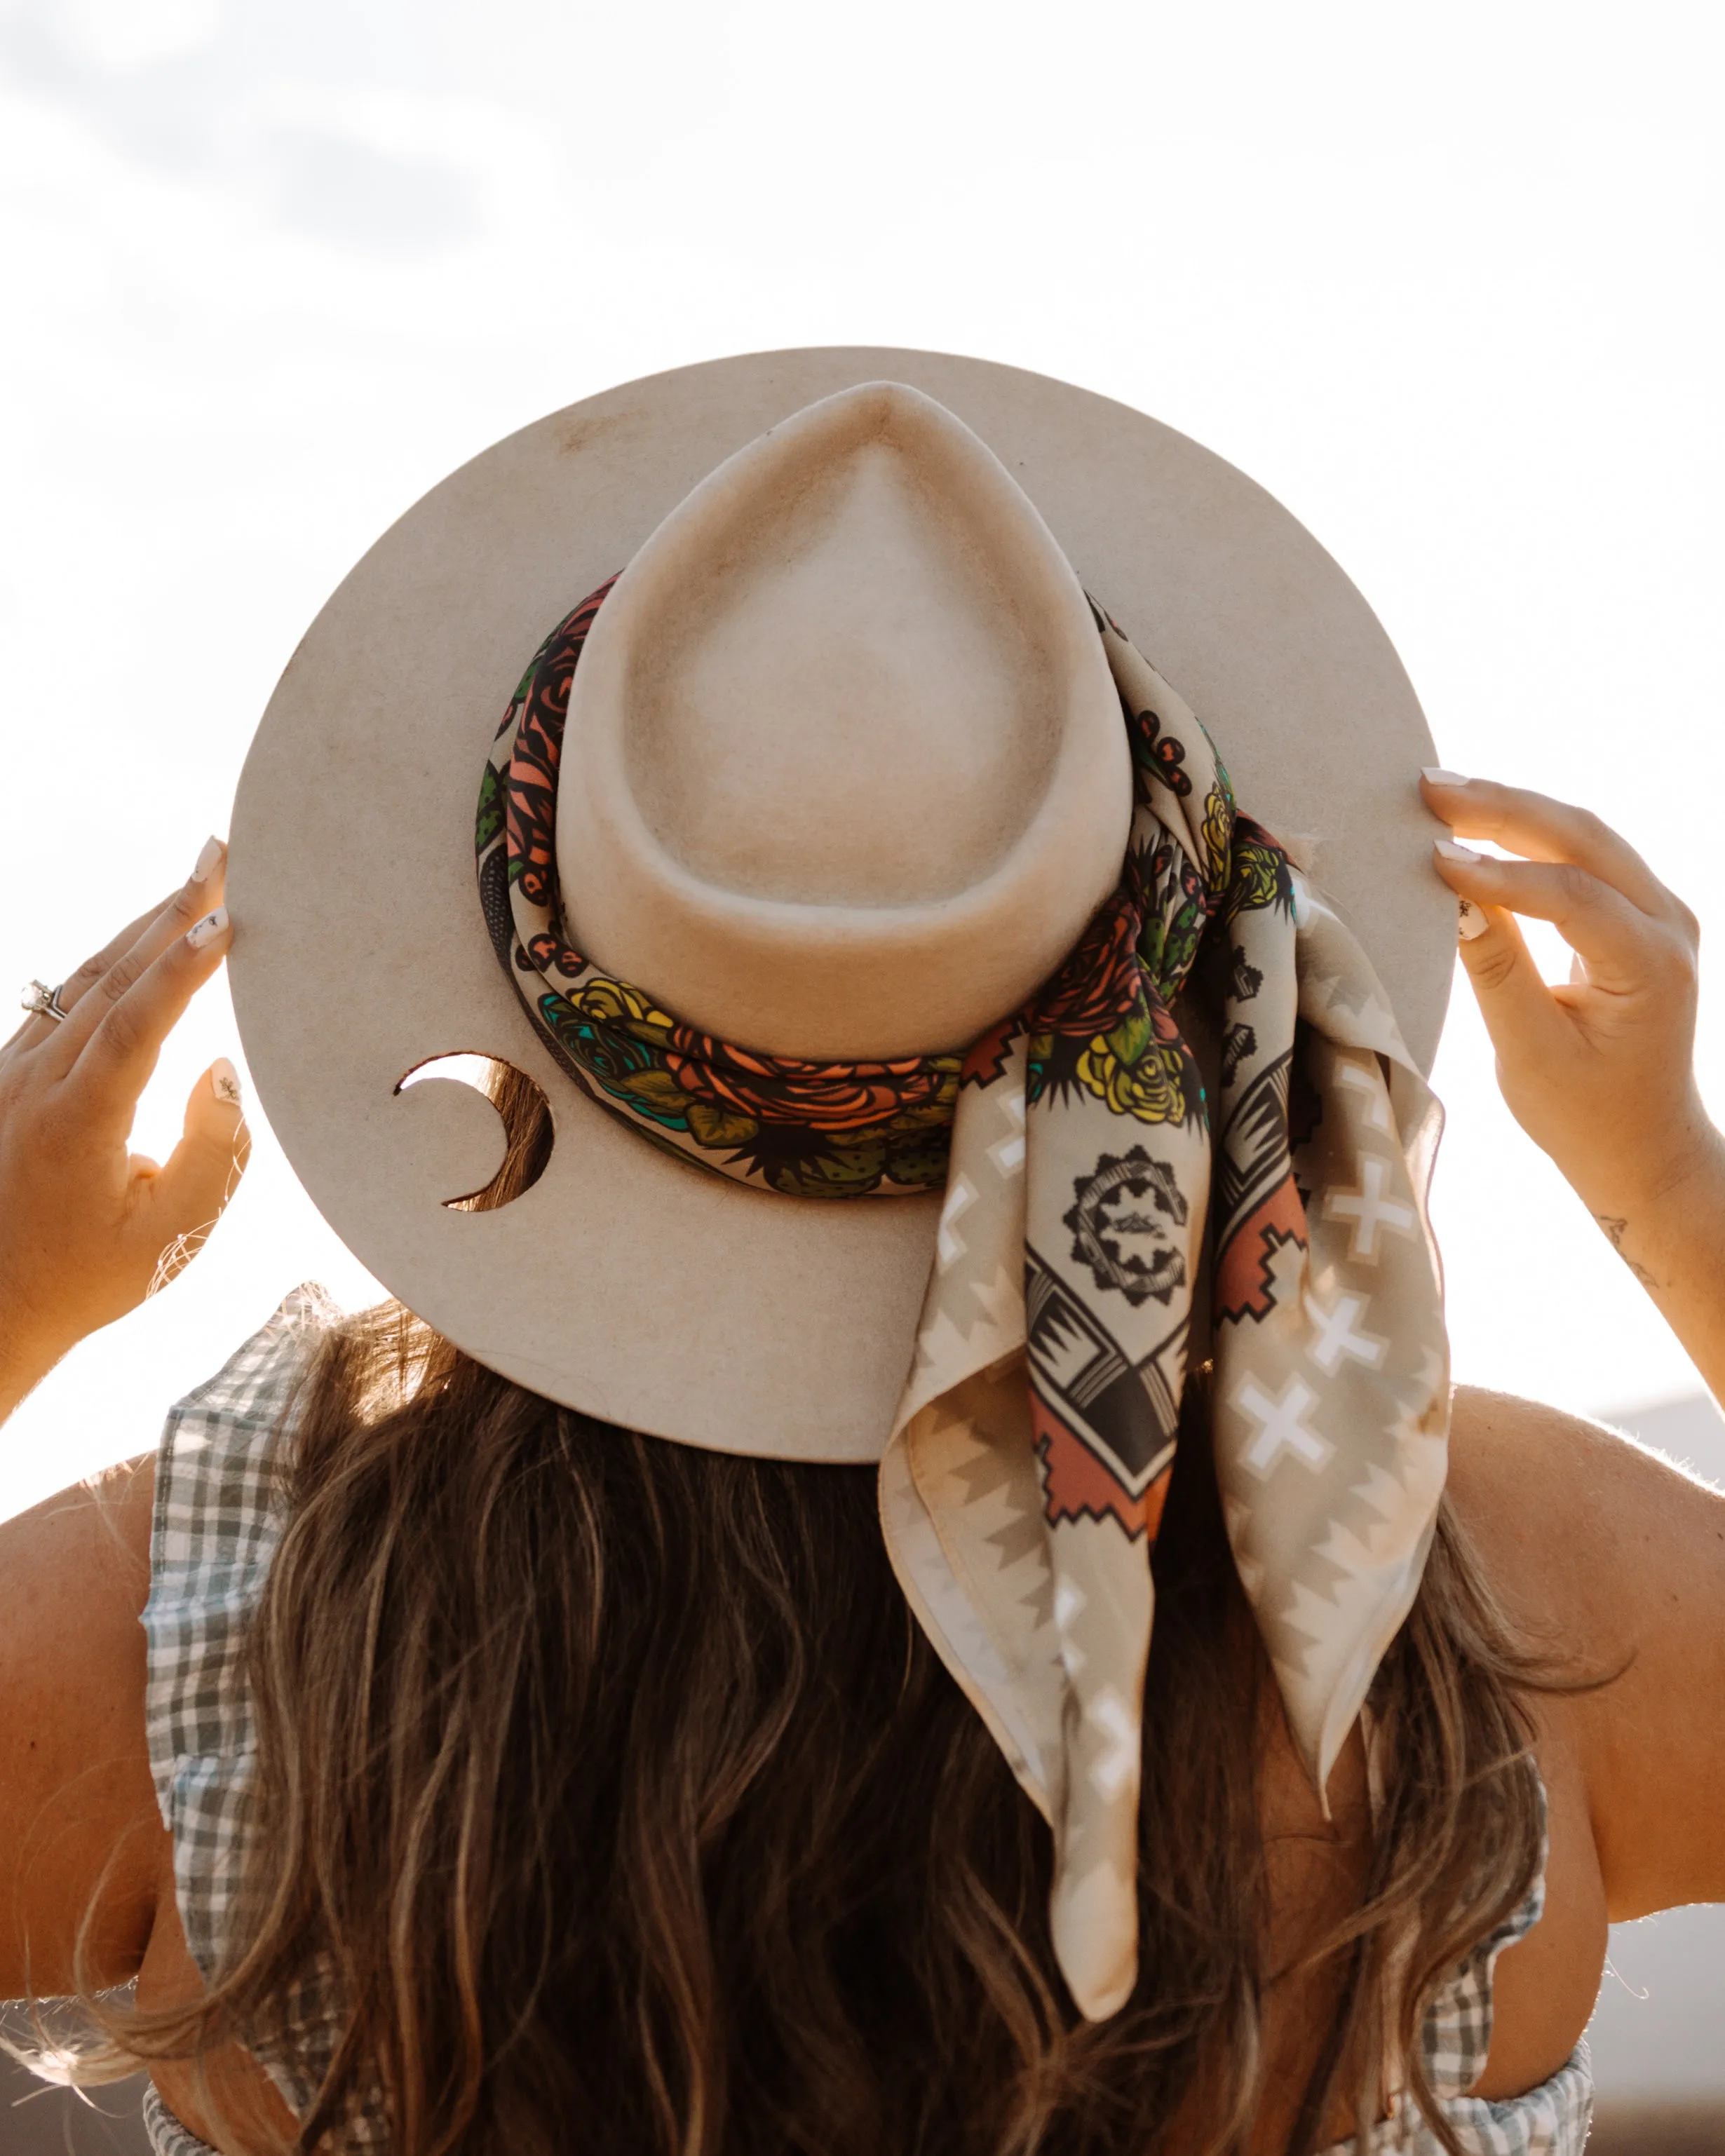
[0,842,250,1421]
[1420,771,1725,1397]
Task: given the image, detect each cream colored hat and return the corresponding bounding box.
[231,348,1447,1458]
[232,353,1456,2019]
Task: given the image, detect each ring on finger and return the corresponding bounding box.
[19,978,71,1024]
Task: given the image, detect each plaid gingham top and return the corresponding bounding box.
[142,1287,386,2153]
[1314,1847,1593,2155]
[140,1294,1592,2156]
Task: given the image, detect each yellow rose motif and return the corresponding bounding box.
[572,976,676,1038]
[1074,1033,1189,1125]
[1200,785,1231,892]
[1223,834,1294,922]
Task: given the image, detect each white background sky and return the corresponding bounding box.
[1,0,1721,1519]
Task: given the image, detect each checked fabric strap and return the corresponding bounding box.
[478,583,1449,2021]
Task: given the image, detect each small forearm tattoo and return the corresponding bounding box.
[1596,1214,1660,1290]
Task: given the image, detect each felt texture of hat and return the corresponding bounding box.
[229,348,1450,1462]
[557,381,1134,1060]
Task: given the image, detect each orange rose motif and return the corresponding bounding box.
[1034,893,1143,1041]
[665,1033,959,1134]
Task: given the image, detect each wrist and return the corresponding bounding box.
[0,1343,58,1425]
[1559,1104,1725,1224]
[0,1289,79,1426]
[1567,1120,1725,1297]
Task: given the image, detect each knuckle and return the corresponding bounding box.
[1466,940,1520,994]
[166,883,205,930]
[100,951,144,1003]
[1652,931,1698,990]
[99,999,142,1062]
[1552,862,1597,912]
[1565,805,1610,852]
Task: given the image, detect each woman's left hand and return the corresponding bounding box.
[1422,771,1725,1406]
[1419,772,1711,1208]
[0,841,250,1420]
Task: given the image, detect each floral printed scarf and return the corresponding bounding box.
[478,583,1449,2021]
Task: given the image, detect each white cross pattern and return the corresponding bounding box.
[1304,1288,1386,1373]
[937,1172,976,1268]
[1053,1575,1088,1676]
[1085,1683,1140,1799]
[1054,1576,1086,1634]
[1322,1155,1416,1262]
[1235,1374,1334,1479]
[1334,1055,1392,1132]
[988,1087,1027,1176]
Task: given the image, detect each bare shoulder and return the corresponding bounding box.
[1447,1385,1724,1637]
[0,1456,167,1998]
[1447,1385,1725,1915]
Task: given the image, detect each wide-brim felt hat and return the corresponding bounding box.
[229,348,1449,1461]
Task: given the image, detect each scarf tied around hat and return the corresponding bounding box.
[477,583,1449,2023]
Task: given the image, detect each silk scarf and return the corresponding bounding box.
[478,583,1449,2021]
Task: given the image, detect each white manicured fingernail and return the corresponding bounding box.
[210,1057,243,1107]
[190,836,224,883]
[1434,839,1483,865]
[186,906,229,951]
[1422,768,1470,787]
[1457,897,1489,942]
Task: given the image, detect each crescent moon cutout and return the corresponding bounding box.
[395,1054,555,1210]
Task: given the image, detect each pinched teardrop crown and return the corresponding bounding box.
[554,382,1134,1062]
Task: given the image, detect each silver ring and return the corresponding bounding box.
[20,978,70,1024]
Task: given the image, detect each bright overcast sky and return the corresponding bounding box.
[1,0,1721,1518]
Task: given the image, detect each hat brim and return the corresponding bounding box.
[228,346,1449,1463]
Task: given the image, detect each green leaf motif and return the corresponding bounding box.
[686,1101,759,1148]
[881,1130,952,1189]
[475,766,505,853]
[614,1068,691,1117]
[773,1141,888,1198]
[1108,1005,1153,1067]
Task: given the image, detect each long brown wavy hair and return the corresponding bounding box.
[82,1069,1557,2156]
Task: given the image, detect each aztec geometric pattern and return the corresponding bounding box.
[879,616,1449,2021]
[478,584,1450,2023]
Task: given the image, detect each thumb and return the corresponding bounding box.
[1452,897,1573,1070]
[141,1057,252,1280]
